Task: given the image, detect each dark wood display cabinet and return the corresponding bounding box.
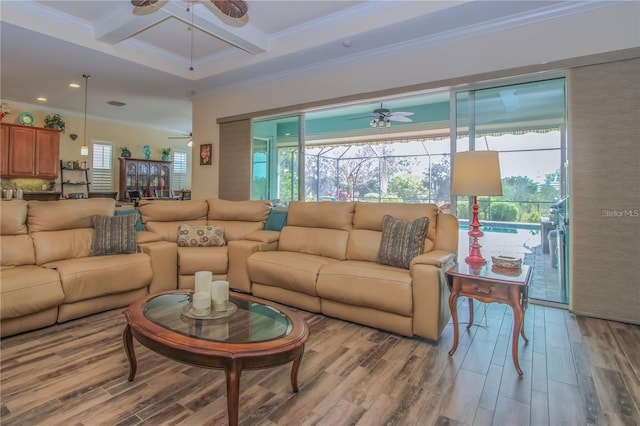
[0,123,61,178]
[119,157,172,201]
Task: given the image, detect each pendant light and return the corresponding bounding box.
[80,74,91,156]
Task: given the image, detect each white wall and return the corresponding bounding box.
[4,101,191,194]
[191,1,639,198]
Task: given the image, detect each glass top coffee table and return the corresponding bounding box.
[122,290,309,426]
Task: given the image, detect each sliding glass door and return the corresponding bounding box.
[454,77,568,304]
[251,115,302,205]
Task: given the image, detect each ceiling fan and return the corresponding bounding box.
[169,132,193,146]
[131,0,248,18]
[350,103,415,128]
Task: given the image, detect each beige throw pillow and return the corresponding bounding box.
[177,224,226,247]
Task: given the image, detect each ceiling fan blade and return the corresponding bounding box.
[169,132,192,139]
[346,115,374,121]
[211,0,248,18]
[389,116,413,122]
[389,111,414,117]
[131,0,159,7]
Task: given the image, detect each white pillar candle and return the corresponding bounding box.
[212,280,229,312]
[194,271,212,295]
[210,323,230,341]
[192,291,211,316]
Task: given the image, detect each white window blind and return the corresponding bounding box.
[172,150,190,191]
[92,142,113,191]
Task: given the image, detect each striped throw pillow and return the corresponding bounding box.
[90,214,138,256]
[376,215,429,269]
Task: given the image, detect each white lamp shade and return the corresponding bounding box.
[451,150,503,196]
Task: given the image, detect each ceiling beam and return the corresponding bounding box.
[94,1,267,55]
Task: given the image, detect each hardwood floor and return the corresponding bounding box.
[1,299,639,425]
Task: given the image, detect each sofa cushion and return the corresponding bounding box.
[178,246,228,274]
[138,199,208,223]
[353,202,438,244]
[45,253,152,303]
[316,260,413,316]
[279,226,349,260]
[0,199,29,235]
[1,234,36,267]
[28,199,115,232]
[287,201,355,231]
[177,224,226,247]
[90,214,138,256]
[0,266,64,320]
[377,215,429,269]
[248,251,339,297]
[208,220,264,241]
[207,199,271,222]
[32,229,94,265]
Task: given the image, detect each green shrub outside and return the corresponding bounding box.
[456,200,470,219]
[489,202,519,222]
[523,210,542,223]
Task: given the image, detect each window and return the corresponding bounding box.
[172,149,190,191]
[91,142,113,191]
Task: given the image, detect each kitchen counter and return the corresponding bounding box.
[23,192,62,201]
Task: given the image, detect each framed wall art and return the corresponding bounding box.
[199,143,212,166]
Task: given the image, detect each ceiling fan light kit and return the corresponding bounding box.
[355,103,414,129]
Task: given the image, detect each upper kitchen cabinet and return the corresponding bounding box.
[1,123,61,179]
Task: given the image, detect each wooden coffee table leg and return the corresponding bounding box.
[225,361,243,426]
[122,323,137,382]
[290,351,304,393]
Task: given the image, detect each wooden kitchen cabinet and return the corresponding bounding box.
[1,123,61,178]
[0,125,8,176]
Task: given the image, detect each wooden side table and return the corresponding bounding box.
[446,263,532,376]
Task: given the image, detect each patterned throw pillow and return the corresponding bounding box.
[177,224,226,247]
[90,214,138,256]
[376,215,429,269]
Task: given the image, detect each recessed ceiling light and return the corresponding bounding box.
[69,83,81,88]
[37,97,47,102]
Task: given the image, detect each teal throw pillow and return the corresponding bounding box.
[264,209,288,231]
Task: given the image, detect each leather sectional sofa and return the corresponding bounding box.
[0,198,176,337]
[1,198,458,342]
[248,201,458,341]
[137,199,278,291]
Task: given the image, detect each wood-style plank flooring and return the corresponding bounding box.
[1,299,639,425]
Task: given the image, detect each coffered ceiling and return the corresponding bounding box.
[0,1,625,135]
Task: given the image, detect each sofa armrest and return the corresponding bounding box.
[410,249,456,341]
[410,263,452,341]
[138,240,178,293]
[227,239,277,293]
[411,250,456,268]
[244,230,280,244]
[136,230,164,244]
